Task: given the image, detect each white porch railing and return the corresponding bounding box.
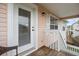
[50,40,58,51]
[67,44,79,55]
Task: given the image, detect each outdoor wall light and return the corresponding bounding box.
[42,12,46,15]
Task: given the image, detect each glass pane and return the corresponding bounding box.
[55,25,58,30]
[19,8,31,46]
[54,19,57,24]
[50,16,55,24]
[50,25,55,29]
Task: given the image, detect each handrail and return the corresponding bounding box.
[0,46,18,56]
[58,31,66,48]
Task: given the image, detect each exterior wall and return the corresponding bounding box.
[38,6,46,48]
[38,5,60,48]
[0,3,66,55]
[0,3,60,51]
[0,3,8,47]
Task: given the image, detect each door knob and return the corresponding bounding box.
[32,29,35,31]
[32,27,35,31]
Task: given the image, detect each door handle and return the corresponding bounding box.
[32,29,35,31]
[32,27,35,31]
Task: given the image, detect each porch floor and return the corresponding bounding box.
[28,46,74,56]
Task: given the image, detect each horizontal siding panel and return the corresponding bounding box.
[0,3,7,47]
[0,18,7,22]
[0,9,7,13]
[0,37,7,42]
[0,28,7,32]
[0,41,7,46]
[0,13,7,18]
[0,4,7,10]
[0,32,7,36]
[0,23,7,27]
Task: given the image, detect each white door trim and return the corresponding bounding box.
[7,3,38,55]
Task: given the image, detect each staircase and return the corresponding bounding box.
[58,31,67,48]
[49,30,67,51]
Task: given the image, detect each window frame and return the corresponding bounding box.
[50,16,58,30]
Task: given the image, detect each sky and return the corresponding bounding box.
[66,18,79,26]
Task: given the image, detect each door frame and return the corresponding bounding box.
[7,3,38,55]
[16,4,35,53]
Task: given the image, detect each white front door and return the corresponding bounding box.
[14,4,37,53]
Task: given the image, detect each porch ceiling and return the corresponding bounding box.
[39,3,79,19]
